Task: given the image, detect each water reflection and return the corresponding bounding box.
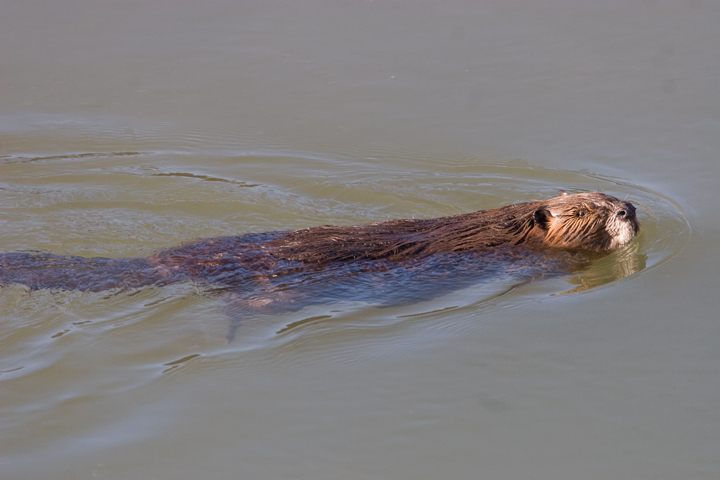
[561,240,647,294]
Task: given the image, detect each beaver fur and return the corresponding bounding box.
[263,191,639,262]
[0,191,639,337]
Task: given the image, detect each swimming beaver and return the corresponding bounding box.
[1,191,638,337]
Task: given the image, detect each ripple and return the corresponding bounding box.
[0,151,145,165]
[0,147,690,352]
[150,172,260,187]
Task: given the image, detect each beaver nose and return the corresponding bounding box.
[616,202,636,219]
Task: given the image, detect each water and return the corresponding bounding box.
[1,2,718,479]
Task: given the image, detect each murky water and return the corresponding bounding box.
[1,2,718,479]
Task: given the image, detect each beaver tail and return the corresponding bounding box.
[0,252,168,292]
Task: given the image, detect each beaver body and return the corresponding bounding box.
[0,192,639,337]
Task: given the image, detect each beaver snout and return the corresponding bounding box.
[616,202,637,220]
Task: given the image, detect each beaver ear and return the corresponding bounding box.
[533,207,552,230]
[558,190,568,196]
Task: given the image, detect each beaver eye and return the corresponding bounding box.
[576,210,586,218]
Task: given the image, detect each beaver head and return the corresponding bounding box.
[530,191,639,252]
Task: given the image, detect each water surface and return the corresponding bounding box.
[1,2,718,479]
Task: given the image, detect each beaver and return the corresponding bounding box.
[0,191,638,338]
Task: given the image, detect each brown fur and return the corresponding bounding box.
[266,191,639,264]
[0,191,640,341]
[0,192,639,295]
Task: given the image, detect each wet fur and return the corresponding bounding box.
[265,191,639,263]
[1,192,639,339]
[1,192,638,291]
